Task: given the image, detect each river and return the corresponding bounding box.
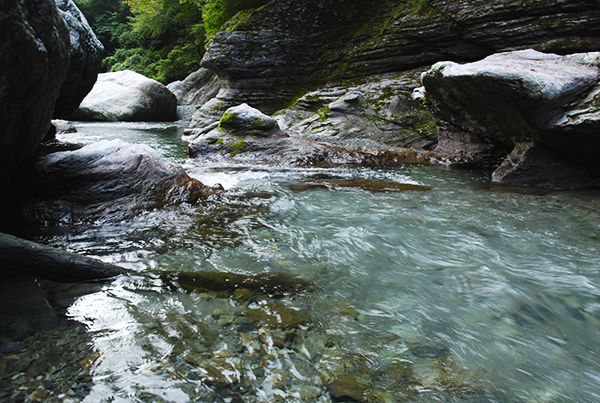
[1,121,600,403]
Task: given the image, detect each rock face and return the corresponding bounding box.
[0,0,71,195]
[53,0,104,118]
[199,0,600,114]
[0,0,103,208]
[167,68,220,106]
[70,70,178,122]
[276,70,437,151]
[420,49,600,189]
[20,140,217,225]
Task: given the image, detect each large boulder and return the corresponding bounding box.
[420,49,600,189]
[53,0,104,118]
[167,67,220,106]
[70,70,178,122]
[20,139,218,225]
[0,0,71,195]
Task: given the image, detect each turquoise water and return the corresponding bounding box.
[2,122,600,402]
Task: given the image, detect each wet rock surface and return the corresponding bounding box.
[421,49,600,189]
[19,139,218,226]
[70,70,178,122]
[289,178,431,193]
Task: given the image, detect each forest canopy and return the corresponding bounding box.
[74,0,271,84]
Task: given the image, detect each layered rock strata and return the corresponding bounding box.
[198,0,600,114]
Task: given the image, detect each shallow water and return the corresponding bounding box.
[2,122,600,402]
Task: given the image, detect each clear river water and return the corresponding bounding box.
[1,121,600,403]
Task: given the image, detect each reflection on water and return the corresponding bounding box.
[2,123,600,402]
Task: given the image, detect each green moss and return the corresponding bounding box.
[316,105,330,122]
[218,112,237,131]
[230,138,246,157]
[214,138,224,145]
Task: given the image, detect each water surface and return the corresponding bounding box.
[1,122,599,403]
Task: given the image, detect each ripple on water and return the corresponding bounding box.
[5,124,600,402]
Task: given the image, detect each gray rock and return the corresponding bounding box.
[199,0,600,114]
[275,71,437,150]
[167,68,220,106]
[219,103,281,137]
[51,120,77,134]
[70,70,178,122]
[21,139,216,224]
[53,0,104,118]
[0,0,71,193]
[421,49,600,188]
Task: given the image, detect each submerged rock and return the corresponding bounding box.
[421,49,600,189]
[20,139,217,225]
[163,271,313,298]
[329,374,369,402]
[289,178,430,193]
[70,70,178,122]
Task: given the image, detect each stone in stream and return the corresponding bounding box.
[289,178,430,192]
[164,271,313,298]
[70,70,178,121]
[186,103,433,167]
[329,374,369,402]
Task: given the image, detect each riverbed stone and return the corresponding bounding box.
[218,103,282,137]
[70,70,178,121]
[329,374,369,402]
[421,49,600,189]
[20,139,215,225]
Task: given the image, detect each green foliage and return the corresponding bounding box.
[202,0,271,39]
[74,0,134,54]
[76,0,205,83]
[230,138,246,156]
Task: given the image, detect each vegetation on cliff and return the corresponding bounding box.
[74,0,272,84]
